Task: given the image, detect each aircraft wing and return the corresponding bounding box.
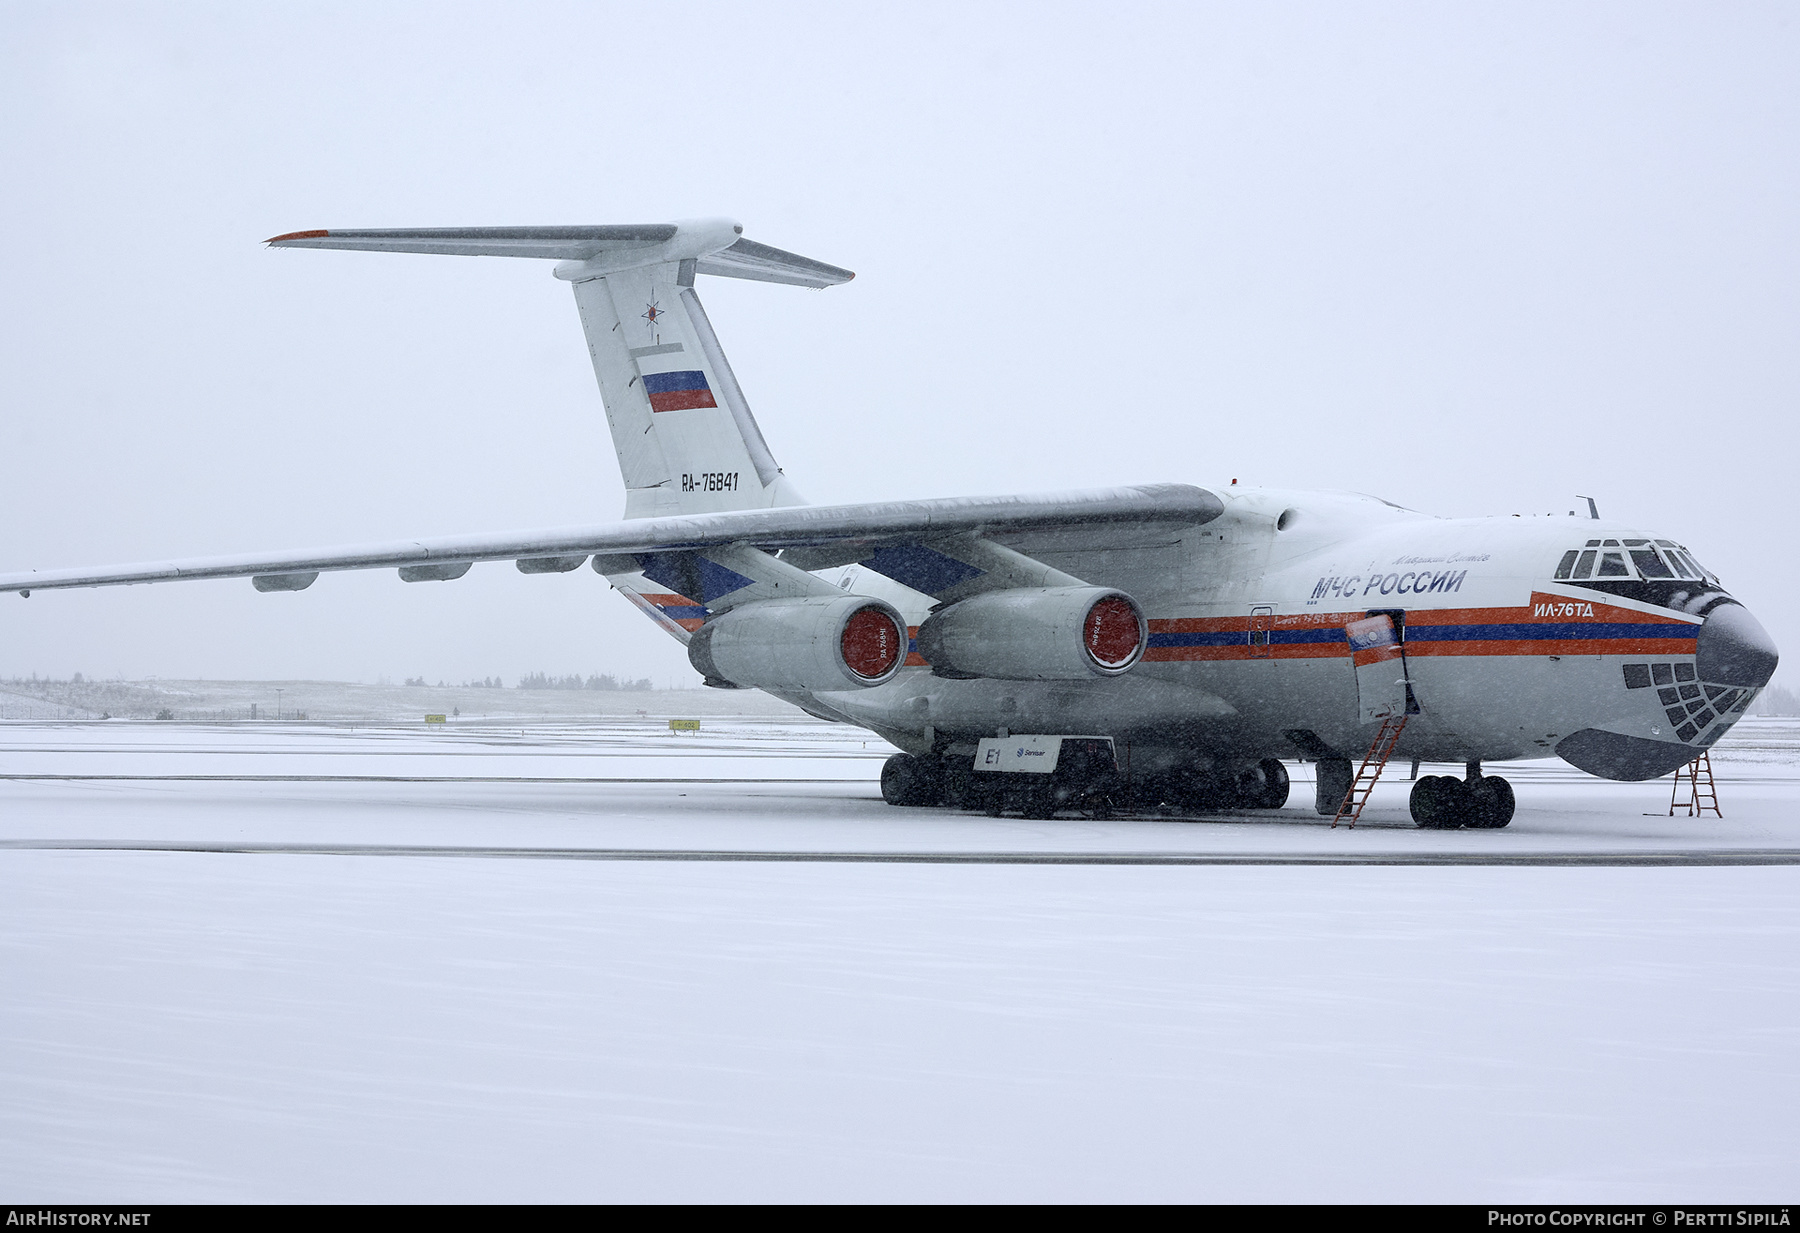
[0,484,1222,597]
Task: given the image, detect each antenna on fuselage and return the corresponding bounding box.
[1575,495,1600,520]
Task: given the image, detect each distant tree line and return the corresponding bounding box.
[515,672,654,691]
[403,673,655,691]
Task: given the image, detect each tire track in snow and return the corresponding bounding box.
[6,840,1800,866]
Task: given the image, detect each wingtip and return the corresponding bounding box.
[265,229,330,245]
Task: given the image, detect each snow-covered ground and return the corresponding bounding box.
[0,680,806,723]
[3,717,1797,1201]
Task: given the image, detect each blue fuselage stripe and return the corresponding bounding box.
[1407,622,1695,642]
[1148,621,1696,650]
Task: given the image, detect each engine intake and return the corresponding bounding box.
[687,596,908,691]
[915,586,1146,680]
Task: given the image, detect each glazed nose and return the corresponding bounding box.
[1697,603,1779,687]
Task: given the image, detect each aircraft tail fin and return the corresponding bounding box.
[267,219,852,519]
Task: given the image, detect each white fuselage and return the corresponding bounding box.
[790,487,1759,782]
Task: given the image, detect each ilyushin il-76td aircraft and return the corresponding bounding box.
[0,220,1779,829]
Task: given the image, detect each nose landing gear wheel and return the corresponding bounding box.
[1465,776,1515,829]
[1410,775,1470,828]
[1410,774,1515,828]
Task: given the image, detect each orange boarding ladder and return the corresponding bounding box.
[1332,715,1408,829]
[1669,751,1722,818]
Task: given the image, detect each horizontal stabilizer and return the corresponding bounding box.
[266,224,677,259]
[266,222,853,286]
[694,239,855,289]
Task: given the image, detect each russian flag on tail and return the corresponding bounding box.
[643,370,717,413]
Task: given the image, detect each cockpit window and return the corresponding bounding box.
[1554,535,1721,586]
[1683,549,1721,585]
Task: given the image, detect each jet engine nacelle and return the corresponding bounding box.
[915,586,1147,681]
[687,596,909,691]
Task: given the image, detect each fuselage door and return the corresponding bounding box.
[1248,605,1274,659]
[1346,612,1408,723]
[1353,607,1422,718]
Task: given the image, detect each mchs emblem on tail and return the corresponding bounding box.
[0,217,1778,830]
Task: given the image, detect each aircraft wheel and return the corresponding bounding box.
[941,764,974,809]
[1242,759,1291,809]
[1466,776,1516,829]
[1410,775,1470,829]
[1408,776,1437,827]
[881,753,944,807]
[1440,776,1475,827]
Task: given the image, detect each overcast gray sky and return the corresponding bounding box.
[1,1,1795,687]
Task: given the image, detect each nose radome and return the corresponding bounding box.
[1697,603,1779,688]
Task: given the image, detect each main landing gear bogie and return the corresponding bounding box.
[891,748,1515,830]
[882,748,1121,819]
[881,752,1106,818]
[1409,772,1515,829]
[1155,757,1290,813]
[881,750,1290,819]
